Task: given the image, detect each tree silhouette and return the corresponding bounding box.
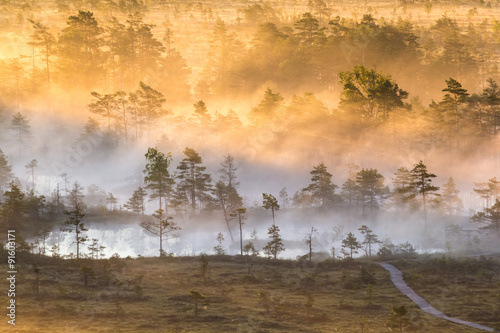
[28,19,56,87]
[341,232,361,259]
[262,193,280,225]
[144,147,174,214]
[61,182,87,260]
[339,66,408,123]
[410,161,440,231]
[303,162,338,209]
[0,149,14,192]
[263,224,285,259]
[10,112,31,158]
[124,187,147,214]
[230,207,246,256]
[58,11,104,87]
[25,159,37,191]
[358,225,381,257]
[439,177,463,215]
[471,199,500,236]
[176,147,212,211]
[305,226,318,262]
[1,182,25,230]
[355,168,387,215]
[189,290,205,317]
[88,92,116,132]
[140,209,180,257]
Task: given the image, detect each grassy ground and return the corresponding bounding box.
[0,253,498,332]
[393,254,500,331]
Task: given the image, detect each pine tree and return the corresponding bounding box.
[57,11,105,87]
[471,199,500,236]
[341,232,361,259]
[262,193,280,225]
[10,112,31,158]
[303,162,338,208]
[263,224,285,259]
[176,147,212,211]
[339,66,408,123]
[129,13,165,73]
[192,100,211,127]
[124,186,147,214]
[391,167,418,212]
[214,154,242,240]
[439,78,469,133]
[1,181,25,230]
[213,232,226,255]
[25,189,46,223]
[249,88,284,126]
[28,19,56,87]
[61,182,87,260]
[341,178,358,213]
[294,12,320,42]
[473,177,500,208]
[230,207,246,256]
[0,149,13,192]
[279,187,290,209]
[355,168,388,215]
[410,161,440,231]
[243,229,259,256]
[136,82,168,139]
[88,92,117,132]
[358,225,381,257]
[143,147,174,214]
[114,91,129,144]
[87,238,105,260]
[140,209,180,257]
[25,159,37,191]
[106,192,118,211]
[439,177,463,215]
[189,290,205,317]
[170,183,189,214]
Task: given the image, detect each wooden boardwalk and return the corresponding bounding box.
[380,262,494,332]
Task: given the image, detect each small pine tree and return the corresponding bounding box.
[341,232,361,259]
[140,209,180,257]
[213,232,226,255]
[262,193,280,225]
[263,225,285,259]
[124,186,147,214]
[107,192,118,211]
[61,182,87,260]
[189,290,205,317]
[391,305,409,333]
[358,225,381,257]
[244,229,259,256]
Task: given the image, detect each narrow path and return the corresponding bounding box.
[380,262,495,332]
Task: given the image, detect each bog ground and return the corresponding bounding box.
[1,253,499,332]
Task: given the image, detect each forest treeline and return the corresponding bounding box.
[0,0,499,103]
[2,1,500,256]
[1,140,500,257]
[0,2,500,163]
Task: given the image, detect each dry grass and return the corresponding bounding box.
[0,253,496,332]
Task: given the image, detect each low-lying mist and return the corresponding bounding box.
[2,0,500,261]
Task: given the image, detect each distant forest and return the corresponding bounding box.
[1,0,500,256]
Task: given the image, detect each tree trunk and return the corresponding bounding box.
[239,218,243,256]
[309,239,312,262]
[76,227,80,260]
